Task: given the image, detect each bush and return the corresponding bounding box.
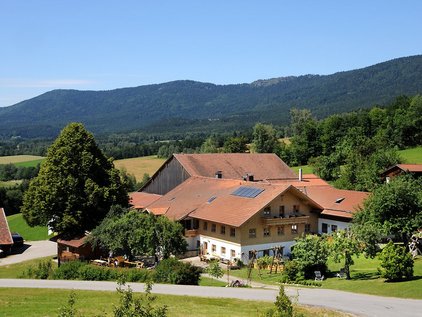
[257,255,273,270]
[280,260,301,283]
[53,261,86,280]
[154,258,202,285]
[379,241,414,281]
[262,285,293,317]
[21,259,54,279]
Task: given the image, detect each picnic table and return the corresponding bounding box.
[92,259,108,266]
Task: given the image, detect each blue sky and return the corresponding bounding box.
[1,1,422,107]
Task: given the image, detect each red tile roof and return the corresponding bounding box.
[146,176,323,227]
[129,192,162,209]
[397,164,422,172]
[174,153,297,180]
[304,186,369,219]
[53,233,88,248]
[0,208,13,246]
[268,173,330,187]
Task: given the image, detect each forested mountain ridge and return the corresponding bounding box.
[1,55,422,138]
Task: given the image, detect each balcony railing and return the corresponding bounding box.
[261,214,310,226]
[184,229,199,237]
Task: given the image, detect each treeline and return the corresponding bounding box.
[0,164,40,181]
[279,95,422,191]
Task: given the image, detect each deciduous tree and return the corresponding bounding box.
[21,123,128,235]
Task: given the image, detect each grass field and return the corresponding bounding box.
[0,155,44,165]
[14,158,45,167]
[114,155,166,181]
[0,287,348,317]
[6,213,50,241]
[291,165,313,174]
[398,146,422,164]
[230,256,422,299]
[0,180,22,188]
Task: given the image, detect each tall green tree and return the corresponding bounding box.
[353,176,422,245]
[328,230,361,280]
[251,123,279,153]
[22,123,128,235]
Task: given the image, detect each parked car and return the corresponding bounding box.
[0,249,4,257]
[11,232,24,247]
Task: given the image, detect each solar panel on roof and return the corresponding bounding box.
[231,186,264,198]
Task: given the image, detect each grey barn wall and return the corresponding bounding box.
[142,158,190,195]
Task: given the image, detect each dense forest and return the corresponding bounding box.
[1,55,422,139]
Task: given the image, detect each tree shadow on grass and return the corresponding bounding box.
[351,272,380,280]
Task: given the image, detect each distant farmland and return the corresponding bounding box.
[114,155,165,181]
[0,155,44,165]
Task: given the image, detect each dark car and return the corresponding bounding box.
[11,232,24,248]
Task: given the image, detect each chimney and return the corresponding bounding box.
[248,174,254,182]
[298,168,303,182]
[215,171,222,179]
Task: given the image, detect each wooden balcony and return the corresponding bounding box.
[184,229,199,237]
[261,215,310,226]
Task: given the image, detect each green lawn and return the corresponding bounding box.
[0,257,57,279]
[6,213,50,241]
[15,158,45,167]
[398,146,422,164]
[199,276,227,287]
[291,165,313,174]
[230,256,422,299]
[0,287,348,317]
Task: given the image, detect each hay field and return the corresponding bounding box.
[113,155,166,181]
[0,155,44,165]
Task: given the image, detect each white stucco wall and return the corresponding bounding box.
[318,218,350,234]
[199,235,242,261]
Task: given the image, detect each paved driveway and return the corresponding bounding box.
[0,240,56,266]
[1,279,421,317]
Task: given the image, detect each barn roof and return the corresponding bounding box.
[173,153,297,180]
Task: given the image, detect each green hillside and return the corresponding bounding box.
[399,146,422,164]
[0,55,422,138]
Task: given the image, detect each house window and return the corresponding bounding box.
[203,221,208,231]
[231,249,236,258]
[263,227,271,237]
[221,247,226,256]
[293,205,299,212]
[291,224,298,234]
[212,244,216,253]
[211,223,216,232]
[305,224,311,233]
[331,225,338,232]
[279,205,285,217]
[263,206,271,217]
[322,223,328,233]
[277,226,284,236]
[249,228,256,238]
[221,225,226,235]
[230,227,236,237]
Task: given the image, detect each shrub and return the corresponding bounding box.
[379,241,414,281]
[292,235,329,279]
[21,259,54,279]
[262,285,293,317]
[78,264,117,281]
[154,258,202,285]
[257,255,273,270]
[52,261,86,280]
[206,260,224,279]
[280,260,301,283]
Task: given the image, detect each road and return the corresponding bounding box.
[1,278,421,317]
[0,240,56,266]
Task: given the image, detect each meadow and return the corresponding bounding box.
[229,255,422,299]
[6,213,50,241]
[0,288,349,317]
[0,155,44,165]
[398,146,422,164]
[113,155,166,181]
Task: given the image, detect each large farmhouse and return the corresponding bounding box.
[132,153,368,263]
